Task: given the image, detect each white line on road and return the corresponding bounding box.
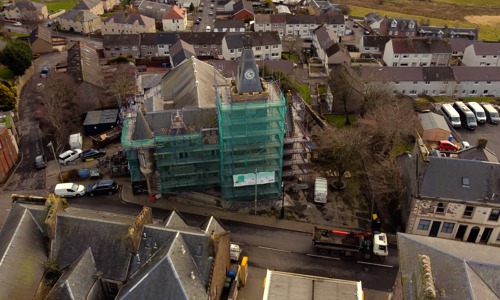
[356,261,394,268]
[258,246,291,253]
[306,254,341,260]
[232,242,245,246]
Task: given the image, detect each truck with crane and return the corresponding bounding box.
[312,216,388,261]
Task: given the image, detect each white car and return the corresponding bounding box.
[58,149,83,165]
[13,22,22,27]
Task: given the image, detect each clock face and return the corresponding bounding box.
[244,69,255,80]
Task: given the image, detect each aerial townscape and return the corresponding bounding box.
[1,0,500,299]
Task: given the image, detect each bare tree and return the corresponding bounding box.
[327,65,354,125]
[366,155,407,203]
[314,127,367,188]
[106,63,137,108]
[357,95,417,155]
[40,73,80,152]
[282,36,299,60]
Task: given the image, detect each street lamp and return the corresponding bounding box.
[280,182,285,219]
[254,168,258,216]
[47,141,61,173]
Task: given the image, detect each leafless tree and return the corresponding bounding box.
[40,73,80,152]
[105,63,137,108]
[314,127,367,188]
[366,155,407,203]
[327,65,354,125]
[357,95,417,155]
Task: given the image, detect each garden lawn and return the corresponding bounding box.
[44,0,78,13]
[325,114,356,128]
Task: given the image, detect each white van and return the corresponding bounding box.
[206,25,211,32]
[441,103,461,128]
[481,103,500,124]
[467,102,486,124]
[313,177,328,204]
[54,183,86,197]
[58,149,82,165]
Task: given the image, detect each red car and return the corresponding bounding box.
[437,140,459,152]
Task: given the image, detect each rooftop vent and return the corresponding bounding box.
[190,271,196,280]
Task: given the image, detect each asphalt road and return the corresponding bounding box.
[193,0,217,32]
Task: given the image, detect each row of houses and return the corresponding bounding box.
[102,31,282,61]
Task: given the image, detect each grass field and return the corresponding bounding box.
[341,0,500,41]
[43,0,77,12]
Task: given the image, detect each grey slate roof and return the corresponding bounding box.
[157,32,178,45]
[391,38,452,54]
[164,211,191,229]
[359,66,424,82]
[224,32,281,49]
[210,59,294,78]
[144,108,218,134]
[118,232,209,300]
[161,57,225,109]
[452,66,500,81]
[73,0,101,10]
[133,110,154,140]
[398,233,500,300]
[213,18,245,29]
[421,67,454,82]
[450,39,481,53]
[458,145,499,163]
[178,32,226,45]
[169,39,196,67]
[237,49,263,93]
[233,0,254,15]
[52,210,134,281]
[59,9,100,22]
[418,112,449,131]
[67,41,104,88]
[29,25,52,44]
[104,12,154,26]
[470,43,500,55]
[45,248,102,300]
[421,156,500,203]
[362,35,390,50]
[83,109,119,126]
[0,204,47,300]
[138,0,171,20]
[202,216,226,234]
[103,33,141,47]
[141,73,163,90]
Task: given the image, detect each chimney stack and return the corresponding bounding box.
[476,137,488,149]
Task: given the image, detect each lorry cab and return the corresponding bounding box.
[372,233,389,256]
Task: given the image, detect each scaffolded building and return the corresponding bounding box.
[122,50,286,201]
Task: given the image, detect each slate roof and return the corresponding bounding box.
[236,48,263,93]
[104,12,155,27]
[452,66,500,81]
[421,156,500,203]
[214,18,245,29]
[398,233,500,300]
[418,112,449,131]
[103,33,141,47]
[224,32,281,49]
[161,57,225,108]
[469,43,500,55]
[421,67,454,82]
[118,232,209,300]
[157,32,178,45]
[143,108,218,135]
[83,109,119,126]
[450,39,481,54]
[138,0,171,20]
[45,248,102,300]
[29,25,52,44]
[66,41,104,88]
[0,204,47,300]
[73,0,101,10]
[362,35,390,49]
[178,32,226,45]
[169,39,196,67]
[383,17,417,31]
[458,144,499,163]
[359,66,424,82]
[11,1,44,11]
[141,73,163,90]
[210,59,294,78]
[60,9,100,22]
[390,38,452,54]
[133,110,154,140]
[233,0,254,14]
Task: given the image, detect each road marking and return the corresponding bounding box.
[356,261,394,268]
[232,242,245,246]
[306,254,341,260]
[258,246,291,253]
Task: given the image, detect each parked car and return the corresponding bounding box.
[437,140,459,152]
[81,149,106,161]
[209,10,213,15]
[195,19,200,24]
[54,182,86,197]
[87,180,119,196]
[363,30,370,35]
[13,22,22,27]
[35,155,47,169]
[58,149,83,165]
[353,23,359,28]
[198,7,203,12]
[40,66,49,78]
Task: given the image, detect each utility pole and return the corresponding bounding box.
[280,181,285,219]
[47,141,61,173]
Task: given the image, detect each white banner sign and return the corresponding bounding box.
[233,171,275,187]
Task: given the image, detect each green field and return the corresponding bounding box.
[43,0,78,13]
[350,5,499,41]
[433,0,500,5]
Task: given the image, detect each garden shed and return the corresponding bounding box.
[83,109,119,136]
[418,112,451,142]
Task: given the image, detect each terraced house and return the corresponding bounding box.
[102,12,156,34]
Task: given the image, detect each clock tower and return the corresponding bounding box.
[236,49,263,94]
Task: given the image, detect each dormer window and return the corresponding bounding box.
[409,21,415,29]
[391,20,397,28]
